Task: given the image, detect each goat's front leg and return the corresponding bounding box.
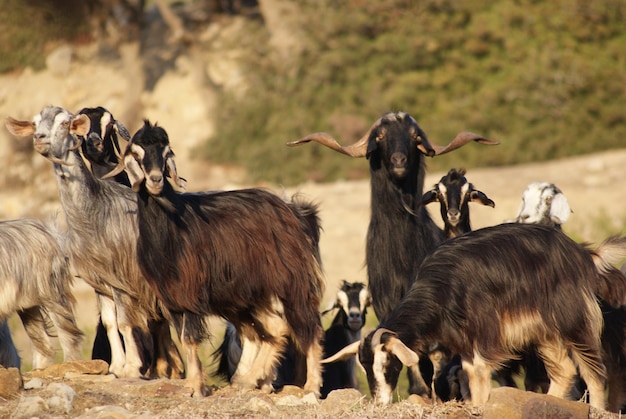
[462,353,493,406]
[150,317,185,379]
[113,290,150,378]
[98,293,126,377]
[231,334,261,390]
[176,312,211,397]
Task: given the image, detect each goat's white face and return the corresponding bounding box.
[5,106,89,167]
[516,182,571,226]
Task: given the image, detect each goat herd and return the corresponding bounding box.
[2,107,626,413]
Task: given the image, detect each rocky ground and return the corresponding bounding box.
[1,13,626,419]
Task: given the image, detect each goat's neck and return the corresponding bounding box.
[444,219,472,239]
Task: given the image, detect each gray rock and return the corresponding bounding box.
[23,377,45,390]
[10,396,48,419]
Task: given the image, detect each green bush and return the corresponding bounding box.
[201,0,626,185]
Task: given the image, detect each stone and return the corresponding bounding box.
[0,366,22,398]
[31,359,109,378]
[319,388,364,413]
[483,387,589,419]
[10,396,48,419]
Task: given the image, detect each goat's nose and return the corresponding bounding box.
[150,174,163,184]
[390,153,407,167]
[448,208,460,218]
[349,310,361,320]
[520,214,530,221]
[34,132,46,141]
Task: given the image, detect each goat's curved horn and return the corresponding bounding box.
[286,117,383,158]
[321,340,360,363]
[430,132,499,156]
[102,158,126,180]
[371,327,396,346]
[68,134,83,151]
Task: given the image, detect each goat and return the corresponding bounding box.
[0,218,83,369]
[324,223,626,409]
[105,120,325,397]
[288,111,498,395]
[0,320,20,369]
[419,168,493,401]
[215,280,371,398]
[319,280,370,398]
[515,181,571,229]
[420,168,494,239]
[76,106,185,380]
[5,106,175,379]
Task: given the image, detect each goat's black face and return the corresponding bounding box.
[125,121,172,195]
[438,169,469,227]
[368,113,428,182]
[337,281,370,332]
[359,330,403,404]
[79,107,117,164]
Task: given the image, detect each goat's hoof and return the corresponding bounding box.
[190,385,211,398]
[259,383,275,394]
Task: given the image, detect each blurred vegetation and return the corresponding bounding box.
[205,0,626,185]
[2,0,625,185]
[0,0,91,74]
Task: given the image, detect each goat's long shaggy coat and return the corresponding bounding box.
[123,121,325,396]
[357,223,620,408]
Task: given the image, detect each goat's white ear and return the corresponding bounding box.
[550,193,572,224]
[166,156,187,191]
[385,336,419,367]
[125,145,145,192]
[322,341,360,363]
[71,114,90,137]
[5,117,34,137]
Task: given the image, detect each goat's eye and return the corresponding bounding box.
[545,196,553,203]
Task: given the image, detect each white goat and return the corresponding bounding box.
[6,106,172,378]
[0,218,83,369]
[515,182,571,228]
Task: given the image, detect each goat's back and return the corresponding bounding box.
[391,223,603,364]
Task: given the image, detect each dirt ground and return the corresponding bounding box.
[1,34,626,417]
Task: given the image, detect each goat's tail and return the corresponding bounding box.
[590,235,626,307]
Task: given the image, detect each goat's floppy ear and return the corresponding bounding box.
[550,193,571,224]
[165,151,187,191]
[125,144,146,192]
[384,336,420,367]
[5,117,35,137]
[419,189,439,206]
[470,189,495,208]
[70,114,90,137]
[321,341,360,363]
[114,121,131,142]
